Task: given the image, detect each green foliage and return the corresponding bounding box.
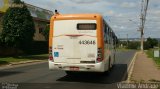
[143,37,158,50]
[1,0,35,49]
[0,16,3,45]
[146,49,160,68]
[42,25,49,41]
[125,37,158,50]
[127,41,140,49]
[118,41,128,47]
[0,16,2,32]
[146,37,158,48]
[0,61,9,65]
[143,41,150,50]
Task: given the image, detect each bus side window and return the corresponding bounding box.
[110,31,113,44]
[104,25,108,43]
[103,21,106,43]
[108,28,111,44]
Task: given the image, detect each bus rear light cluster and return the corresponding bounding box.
[49,47,54,61]
[96,48,103,62]
[49,56,53,60]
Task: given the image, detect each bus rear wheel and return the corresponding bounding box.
[112,54,116,68]
[65,71,77,75]
[108,57,111,71]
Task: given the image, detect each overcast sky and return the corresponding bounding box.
[22,0,160,38]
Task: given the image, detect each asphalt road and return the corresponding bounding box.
[0,50,136,89]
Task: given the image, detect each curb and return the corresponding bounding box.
[126,52,138,83]
[121,52,138,83]
[0,60,47,70]
[10,60,47,65]
[0,60,47,68]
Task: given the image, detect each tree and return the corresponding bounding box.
[1,0,35,49]
[146,37,158,48]
[42,24,49,41]
[127,41,139,49]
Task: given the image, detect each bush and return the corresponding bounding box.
[0,41,48,56]
[144,41,150,50]
[24,41,48,55]
[0,47,23,56]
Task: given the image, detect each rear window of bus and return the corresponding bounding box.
[77,23,96,30]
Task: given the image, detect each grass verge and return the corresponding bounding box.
[146,49,160,68]
[0,54,48,65]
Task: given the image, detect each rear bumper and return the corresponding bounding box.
[48,60,105,72]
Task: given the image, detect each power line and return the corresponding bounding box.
[140,0,149,52]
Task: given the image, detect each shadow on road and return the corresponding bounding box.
[0,71,23,77]
[57,64,128,84]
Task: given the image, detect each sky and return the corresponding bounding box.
[22,0,160,38]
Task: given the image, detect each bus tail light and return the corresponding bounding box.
[96,48,103,62]
[49,47,54,61]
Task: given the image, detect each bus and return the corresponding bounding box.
[48,12,117,74]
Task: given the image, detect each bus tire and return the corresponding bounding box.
[65,71,76,75]
[112,54,116,68]
[65,71,72,75]
[108,57,111,71]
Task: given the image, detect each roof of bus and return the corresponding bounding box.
[51,14,103,20]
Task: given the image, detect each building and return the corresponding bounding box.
[0,0,53,41]
[26,3,53,41]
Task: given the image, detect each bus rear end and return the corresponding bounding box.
[49,14,105,72]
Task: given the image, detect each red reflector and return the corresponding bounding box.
[97,58,102,62]
[97,48,103,62]
[49,56,53,61]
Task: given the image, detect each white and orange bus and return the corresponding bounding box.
[48,12,117,74]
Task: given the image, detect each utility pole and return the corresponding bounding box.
[140,18,144,52]
[127,34,128,46]
[140,0,149,52]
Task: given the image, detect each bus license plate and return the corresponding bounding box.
[70,67,79,71]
